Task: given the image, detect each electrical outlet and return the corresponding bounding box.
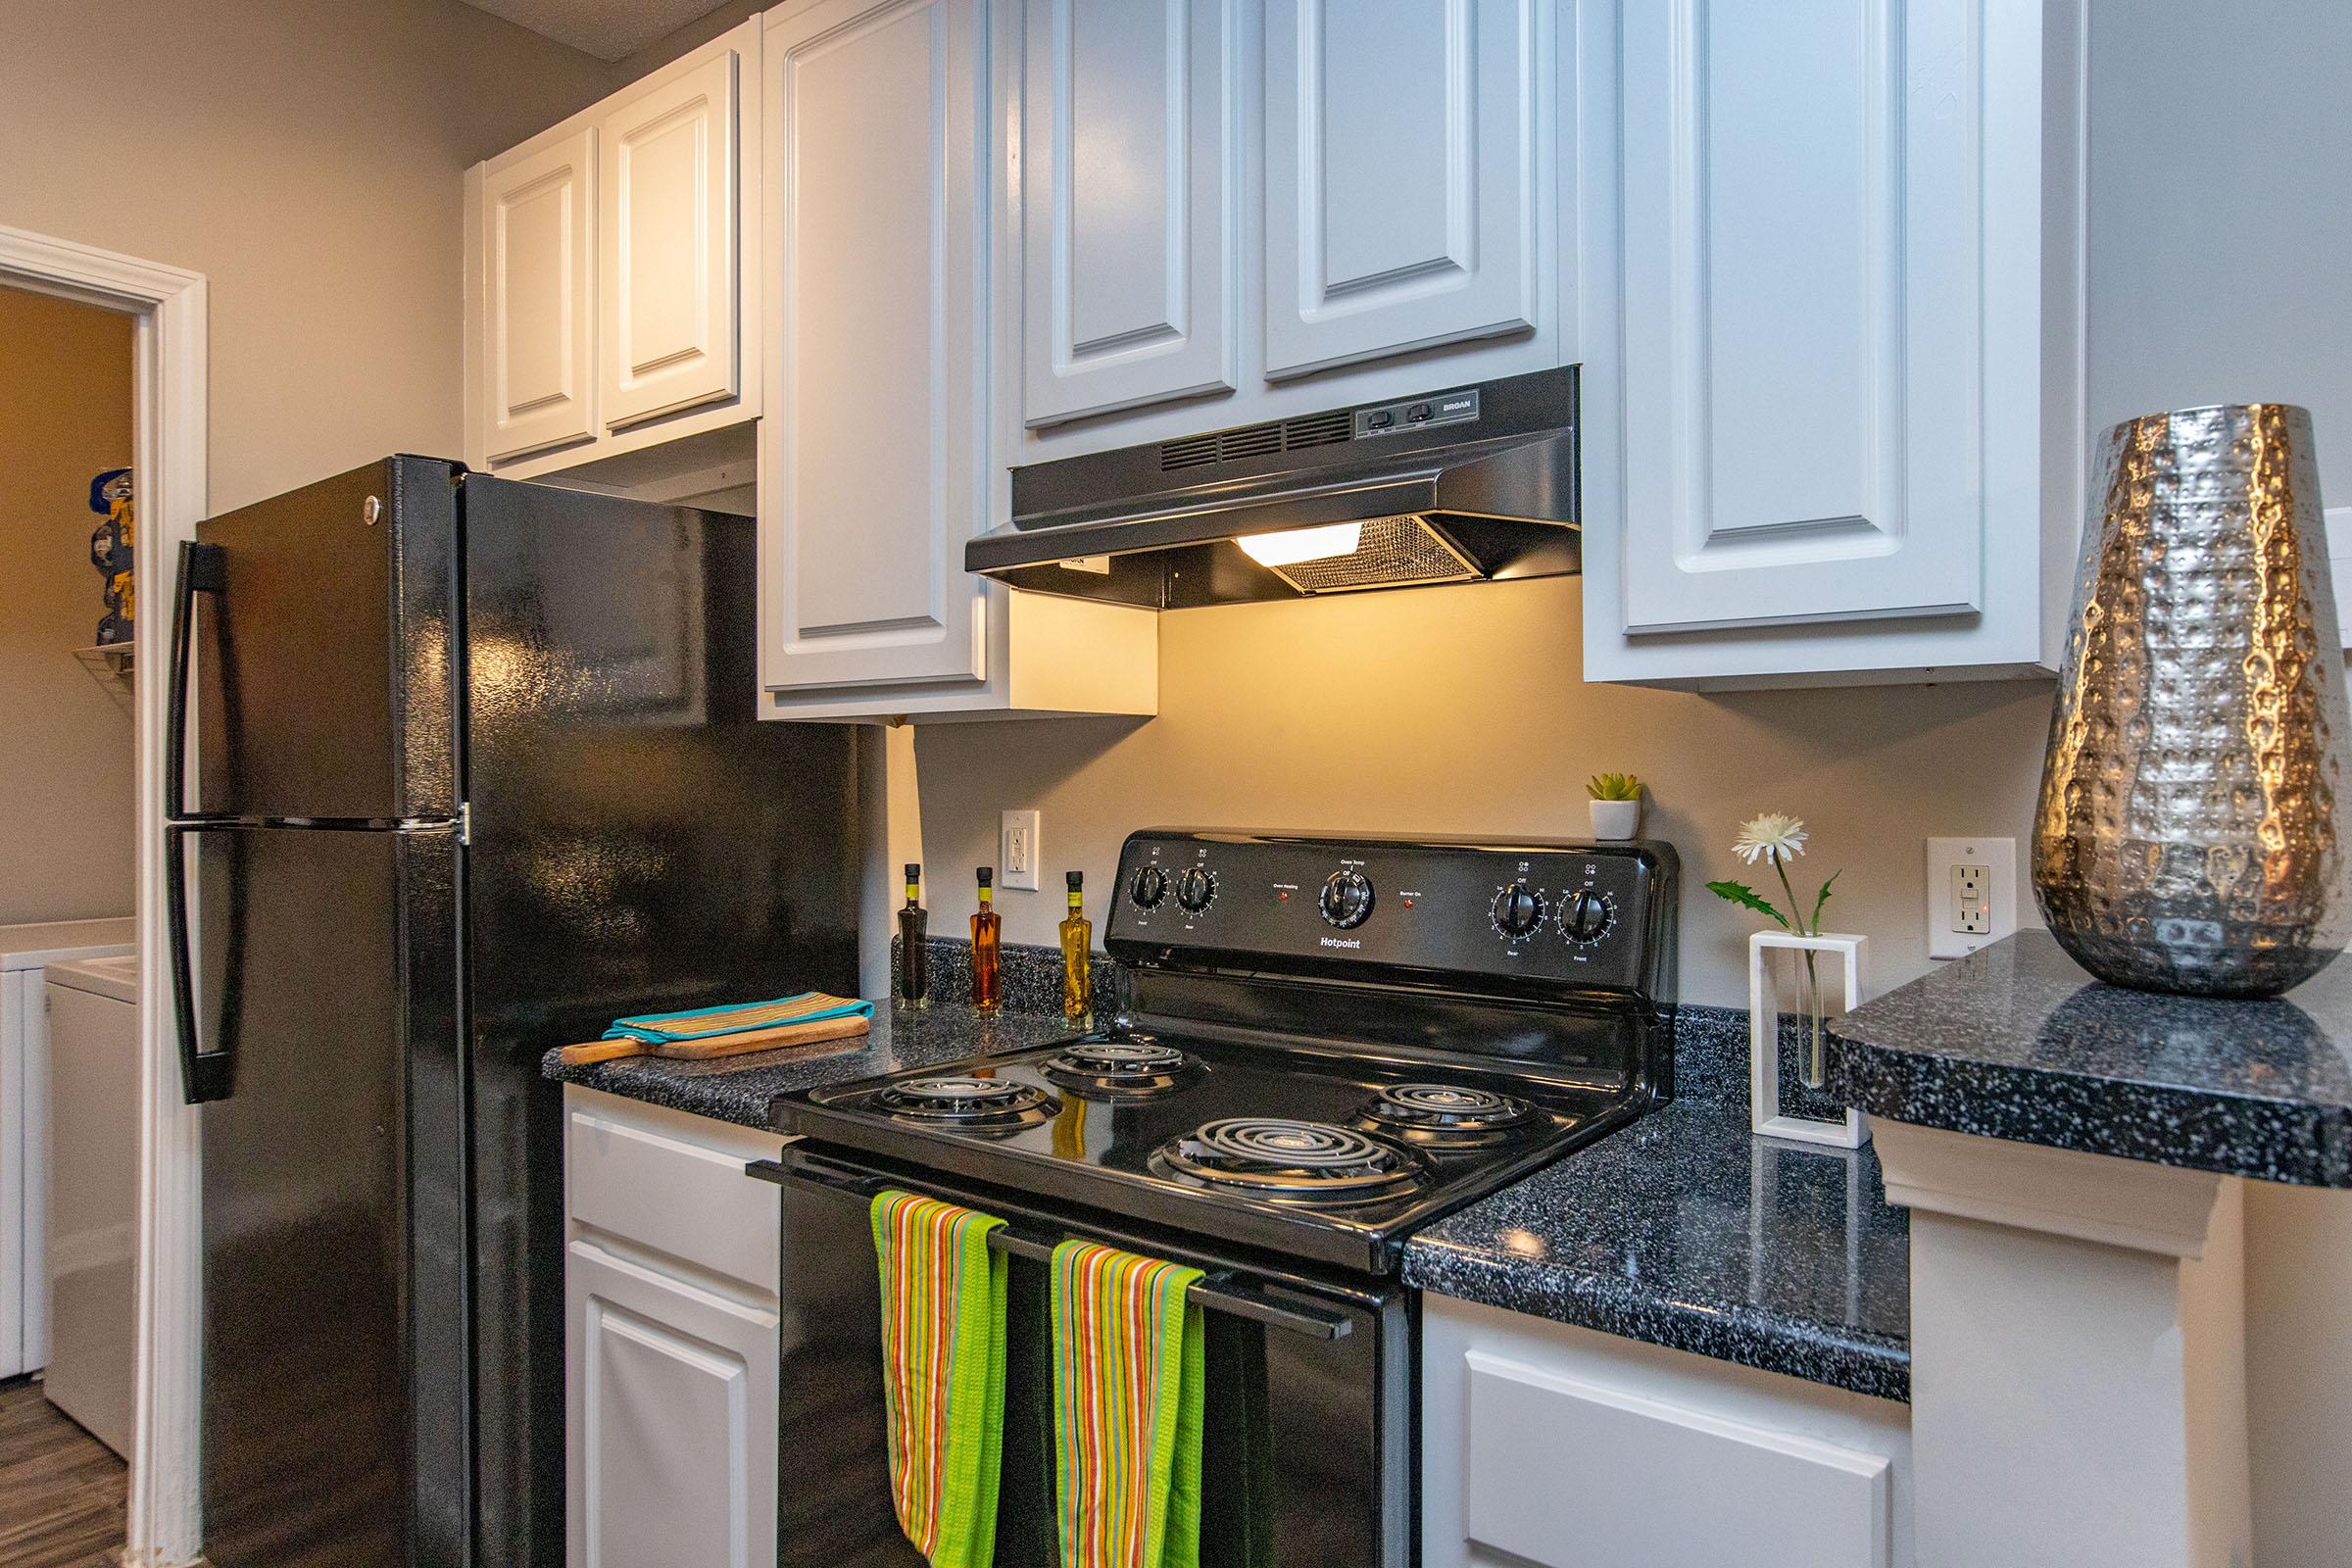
[1000,809,1042,891]
[1926,837,2016,958]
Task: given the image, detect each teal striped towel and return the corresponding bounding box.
[601,992,874,1045]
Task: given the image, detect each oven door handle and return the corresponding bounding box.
[750,1152,1354,1342]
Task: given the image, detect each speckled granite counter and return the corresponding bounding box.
[1830,930,2352,1186]
[543,1003,1079,1128]
[1403,1008,1911,1402]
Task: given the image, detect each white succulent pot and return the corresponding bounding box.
[1588,798,1642,841]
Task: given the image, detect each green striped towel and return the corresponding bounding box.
[1050,1241,1206,1568]
[871,1190,1010,1568]
[602,991,872,1045]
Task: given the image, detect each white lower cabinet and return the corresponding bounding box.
[564,1087,785,1568]
[1422,1296,1914,1568]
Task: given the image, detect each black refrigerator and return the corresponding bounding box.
[165,457,859,1568]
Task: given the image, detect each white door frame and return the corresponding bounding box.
[0,222,208,1567]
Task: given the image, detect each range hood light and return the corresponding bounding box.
[1237,521,1362,569]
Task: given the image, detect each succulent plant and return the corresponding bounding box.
[1587,772,1642,802]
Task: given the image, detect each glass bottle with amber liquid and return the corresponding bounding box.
[896,863,929,1007]
[1059,870,1093,1022]
[970,867,1002,1011]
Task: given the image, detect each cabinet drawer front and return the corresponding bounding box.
[599,49,742,431]
[566,1107,780,1291]
[762,0,992,692]
[1613,0,1989,632]
[1462,1349,1890,1567]
[483,128,597,463]
[1022,0,1239,426]
[1262,0,1547,379]
[567,1243,778,1568]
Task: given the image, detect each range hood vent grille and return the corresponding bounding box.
[1158,410,1357,472]
[1261,514,1478,595]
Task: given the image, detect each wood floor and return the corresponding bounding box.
[0,1378,125,1568]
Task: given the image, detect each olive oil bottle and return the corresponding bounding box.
[970,867,1002,1011]
[1059,870,1093,1021]
[896,863,929,1006]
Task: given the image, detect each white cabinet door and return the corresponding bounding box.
[1462,1350,1888,1567]
[1261,0,1546,380]
[1021,0,1238,426]
[1611,0,1991,633]
[598,49,742,433]
[763,0,993,690]
[592,48,738,432]
[482,128,597,463]
[567,1242,778,1568]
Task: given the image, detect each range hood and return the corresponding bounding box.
[968,366,1578,610]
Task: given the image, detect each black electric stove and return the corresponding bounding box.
[761,830,1676,1568]
[773,829,1677,1274]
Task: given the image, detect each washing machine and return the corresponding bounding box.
[43,951,139,1456]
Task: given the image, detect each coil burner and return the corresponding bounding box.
[1039,1037,1202,1099]
[1353,1083,1543,1151]
[1151,1117,1428,1204]
[872,1075,1059,1133]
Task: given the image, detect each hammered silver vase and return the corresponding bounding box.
[2034,403,2352,997]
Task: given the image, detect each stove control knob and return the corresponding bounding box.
[1562,889,1614,944]
[1318,869,1375,929]
[1491,881,1545,939]
[1129,864,1169,909]
[1176,866,1218,913]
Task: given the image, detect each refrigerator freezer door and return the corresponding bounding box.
[191,822,466,1568]
[459,477,861,1568]
[188,458,462,822]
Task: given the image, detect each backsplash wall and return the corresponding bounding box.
[910,576,2056,1010]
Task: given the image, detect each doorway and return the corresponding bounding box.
[0,224,207,1568]
[0,280,140,1566]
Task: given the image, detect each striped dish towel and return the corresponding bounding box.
[871,1191,1010,1568]
[602,991,872,1045]
[1050,1241,1206,1568]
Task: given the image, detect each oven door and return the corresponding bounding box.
[750,1144,1415,1568]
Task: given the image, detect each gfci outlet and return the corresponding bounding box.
[1926,837,2017,959]
[1001,809,1042,891]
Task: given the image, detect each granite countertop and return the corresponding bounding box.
[543,1002,1081,1128]
[1403,1010,1911,1402]
[1830,930,2352,1187]
[546,980,1912,1401]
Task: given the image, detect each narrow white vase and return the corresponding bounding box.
[1748,929,1869,1148]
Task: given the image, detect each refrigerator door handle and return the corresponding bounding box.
[167,822,235,1103]
[169,540,226,821]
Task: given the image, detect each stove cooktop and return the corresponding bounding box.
[774,1028,1646,1273]
[778,830,1678,1274]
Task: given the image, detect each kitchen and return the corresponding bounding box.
[1,0,2347,1565]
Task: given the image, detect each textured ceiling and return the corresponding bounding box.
[456,0,731,62]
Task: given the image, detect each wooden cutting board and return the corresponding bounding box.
[555,1012,870,1067]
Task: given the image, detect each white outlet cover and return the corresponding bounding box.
[1001,808,1042,891]
[1925,837,2017,959]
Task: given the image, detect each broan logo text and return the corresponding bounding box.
[1319,936,1362,950]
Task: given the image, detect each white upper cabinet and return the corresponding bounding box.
[598,48,742,432]
[1261,0,1544,380]
[762,0,993,691]
[480,129,596,464]
[1581,0,2086,686]
[1021,0,1239,427]
[465,22,761,482]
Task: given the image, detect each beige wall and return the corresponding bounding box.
[912,585,2054,1007]
[0,285,136,924]
[0,0,614,514]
